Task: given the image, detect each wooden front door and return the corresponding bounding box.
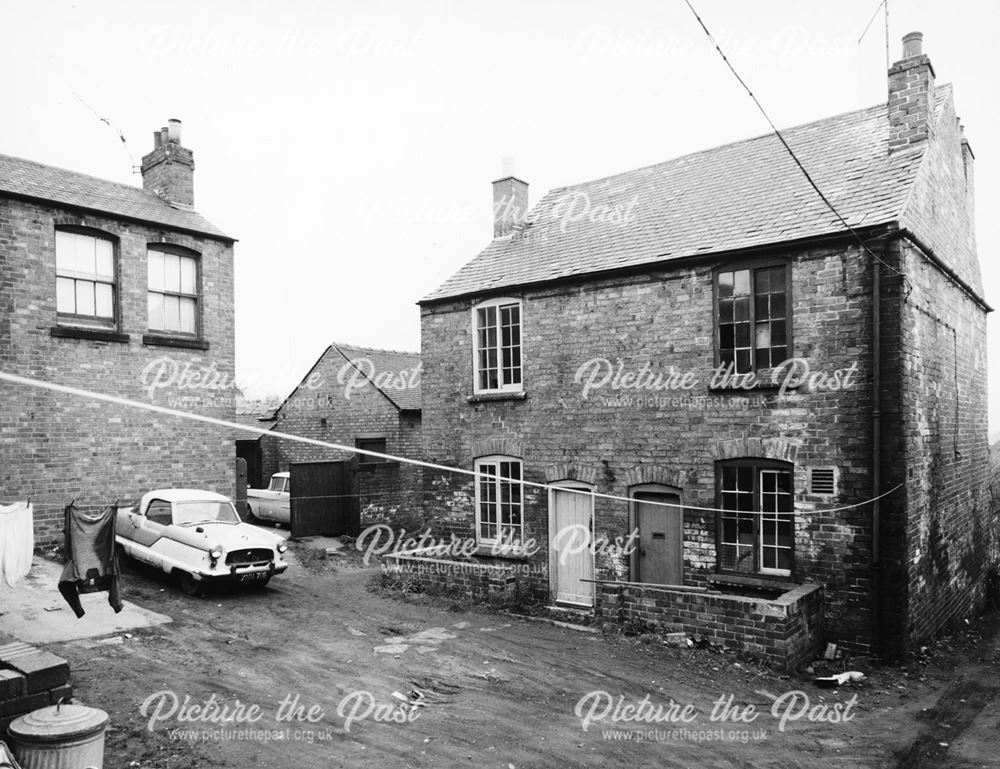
[634,491,683,585]
[549,486,594,607]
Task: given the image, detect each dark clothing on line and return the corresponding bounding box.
[58,504,123,618]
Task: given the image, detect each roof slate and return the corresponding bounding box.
[0,153,232,241]
[423,89,951,303]
[332,343,422,411]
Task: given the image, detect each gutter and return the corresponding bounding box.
[897,228,992,313]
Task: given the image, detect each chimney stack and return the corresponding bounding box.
[492,158,528,239]
[141,118,195,206]
[888,32,935,152]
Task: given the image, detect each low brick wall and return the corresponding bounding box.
[381,551,529,608]
[595,582,824,670]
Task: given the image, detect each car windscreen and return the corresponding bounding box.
[173,501,241,526]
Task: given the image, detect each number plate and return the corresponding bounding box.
[239,572,268,583]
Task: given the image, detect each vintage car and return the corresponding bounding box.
[246,472,290,525]
[116,489,289,595]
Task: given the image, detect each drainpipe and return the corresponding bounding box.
[871,242,882,656]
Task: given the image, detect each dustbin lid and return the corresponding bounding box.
[9,703,109,742]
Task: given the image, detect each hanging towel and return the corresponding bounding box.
[0,740,24,769]
[58,503,123,618]
[0,502,33,588]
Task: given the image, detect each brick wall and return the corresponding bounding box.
[0,197,236,544]
[594,582,824,670]
[420,241,878,650]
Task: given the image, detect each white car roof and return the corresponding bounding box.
[273,472,289,478]
[141,489,233,506]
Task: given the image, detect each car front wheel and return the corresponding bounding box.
[177,571,202,597]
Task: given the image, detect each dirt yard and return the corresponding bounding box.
[46,540,999,769]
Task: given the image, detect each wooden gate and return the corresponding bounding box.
[289,460,358,538]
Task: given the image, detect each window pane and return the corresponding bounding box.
[75,281,95,316]
[95,239,114,278]
[718,272,734,298]
[148,292,164,330]
[179,297,196,334]
[164,295,180,331]
[734,297,750,321]
[733,270,750,296]
[56,278,75,313]
[76,235,96,275]
[755,323,771,349]
[95,282,113,318]
[180,257,196,294]
[148,251,165,291]
[719,300,734,323]
[164,253,181,292]
[56,231,74,273]
[734,322,751,347]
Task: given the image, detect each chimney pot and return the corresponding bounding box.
[501,157,516,178]
[902,31,923,59]
[153,130,162,149]
[167,118,182,145]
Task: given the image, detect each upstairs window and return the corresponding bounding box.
[148,247,199,335]
[356,437,388,465]
[475,456,523,546]
[716,265,789,373]
[717,459,794,576]
[473,298,522,393]
[56,230,116,327]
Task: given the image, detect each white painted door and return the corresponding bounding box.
[550,487,594,607]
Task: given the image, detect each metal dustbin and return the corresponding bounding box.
[8,702,108,769]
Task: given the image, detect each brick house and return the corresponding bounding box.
[267,343,422,527]
[414,34,994,663]
[0,120,237,544]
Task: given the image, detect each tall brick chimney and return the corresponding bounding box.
[492,158,528,239]
[141,118,194,206]
[887,32,935,152]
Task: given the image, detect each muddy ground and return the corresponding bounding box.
[48,541,999,769]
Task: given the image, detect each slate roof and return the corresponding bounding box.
[331,343,422,411]
[0,153,232,241]
[423,88,952,303]
[274,343,422,417]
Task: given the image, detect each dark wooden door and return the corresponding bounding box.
[236,440,262,490]
[635,492,683,585]
[289,460,358,537]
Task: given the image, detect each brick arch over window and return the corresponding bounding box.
[543,463,599,486]
[622,465,686,490]
[471,436,524,460]
[712,438,798,464]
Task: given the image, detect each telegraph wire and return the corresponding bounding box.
[0,369,901,517]
[681,0,907,281]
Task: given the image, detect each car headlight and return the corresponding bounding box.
[209,545,223,560]
[276,542,288,554]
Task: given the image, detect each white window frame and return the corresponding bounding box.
[147,246,200,336]
[472,297,523,394]
[474,455,524,548]
[55,229,117,328]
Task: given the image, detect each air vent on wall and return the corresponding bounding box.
[808,467,837,496]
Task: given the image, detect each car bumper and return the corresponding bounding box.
[196,562,288,584]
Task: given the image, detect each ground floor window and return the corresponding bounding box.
[474,456,523,546]
[716,460,794,576]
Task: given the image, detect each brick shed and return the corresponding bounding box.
[266,342,422,529]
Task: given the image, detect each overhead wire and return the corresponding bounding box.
[0,369,900,517]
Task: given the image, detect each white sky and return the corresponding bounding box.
[3,0,999,431]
